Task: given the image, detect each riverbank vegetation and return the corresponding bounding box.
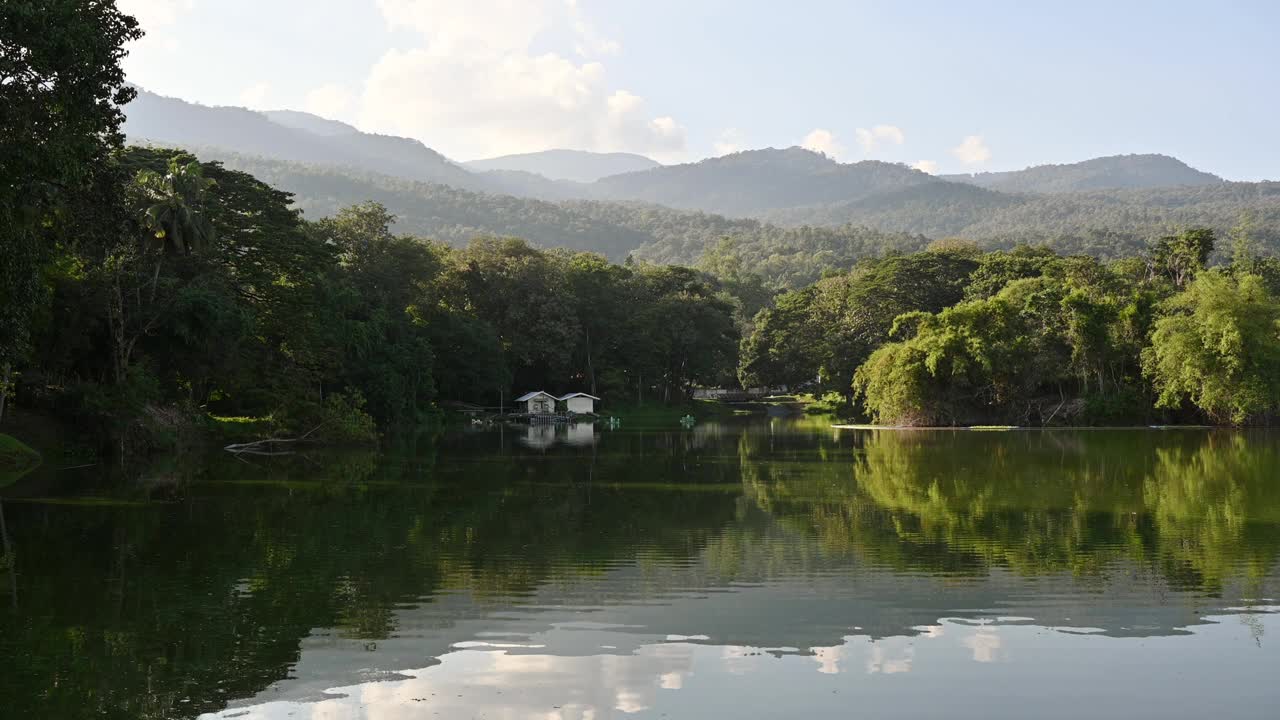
[740,231,1280,426]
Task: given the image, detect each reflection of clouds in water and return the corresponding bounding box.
[483,643,696,717]
[811,644,845,674]
[203,614,1280,720]
[212,622,1023,720]
[720,645,763,675]
[918,624,945,639]
[221,643,697,720]
[866,639,914,675]
[963,624,1003,663]
[812,627,946,676]
[614,687,648,713]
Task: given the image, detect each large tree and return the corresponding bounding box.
[1143,271,1280,425]
[0,0,140,415]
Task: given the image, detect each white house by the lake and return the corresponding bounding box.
[559,393,600,415]
[515,391,557,415]
[513,391,601,415]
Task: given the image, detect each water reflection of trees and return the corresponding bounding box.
[739,429,1280,591]
[2,426,1278,718]
[0,433,743,720]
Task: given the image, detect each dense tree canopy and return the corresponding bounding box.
[1143,271,1280,425]
[743,229,1280,426]
[11,145,741,444]
[1,0,140,395]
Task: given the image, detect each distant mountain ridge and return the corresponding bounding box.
[122,89,486,191]
[464,149,661,183]
[262,110,359,137]
[943,154,1223,194]
[590,147,940,216]
[119,89,1280,280]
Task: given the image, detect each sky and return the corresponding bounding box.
[118,0,1279,179]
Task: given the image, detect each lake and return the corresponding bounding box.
[2,420,1278,719]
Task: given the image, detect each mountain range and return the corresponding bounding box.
[464,149,660,183]
[121,89,1279,282]
[942,154,1223,194]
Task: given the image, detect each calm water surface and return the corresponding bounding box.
[2,420,1279,718]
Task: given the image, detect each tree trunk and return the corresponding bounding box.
[110,271,127,385]
[584,328,596,396]
[0,500,14,609]
[0,362,10,424]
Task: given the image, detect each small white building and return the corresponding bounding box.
[559,392,600,415]
[515,390,557,415]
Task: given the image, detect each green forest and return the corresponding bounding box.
[741,233,1280,425]
[4,1,1280,456]
[5,142,740,447]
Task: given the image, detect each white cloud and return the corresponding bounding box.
[117,0,196,52]
[854,124,905,154]
[951,135,991,166]
[648,116,684,142]
[801,128,844,159]
[118,0,194,32]
[568,0,621,57]
[305,83,354,119]
[713,127,746,156]
[237,81,271,109]
[359,0,683,160]
[912,159,939,174]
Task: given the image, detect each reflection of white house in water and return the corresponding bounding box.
[520,424,557,450]
[563,422,598,446]
[514,391,557,415]
[518,423,598,449]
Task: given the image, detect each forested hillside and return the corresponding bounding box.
[166,146,929,285]
[123,89,488,191]
[943,154,1223,193]
[592,148,936,214]
[120,92,1280,265]
[763,180,1280,255]
[186,147,1278,284]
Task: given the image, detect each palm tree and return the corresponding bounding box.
[134,159,216,255]
[106,159,218,385]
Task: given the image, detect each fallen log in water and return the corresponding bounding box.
[223,424,324,456]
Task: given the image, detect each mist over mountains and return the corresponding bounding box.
[121,89,1279,280]
[464,149,661,183]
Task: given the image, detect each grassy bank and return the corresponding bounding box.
[0,433,43,487]
[602,400,746,428]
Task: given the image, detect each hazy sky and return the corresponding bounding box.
[118,0,1278,178]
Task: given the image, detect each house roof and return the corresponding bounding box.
[558,393,601,401]
[515,391,556,402]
